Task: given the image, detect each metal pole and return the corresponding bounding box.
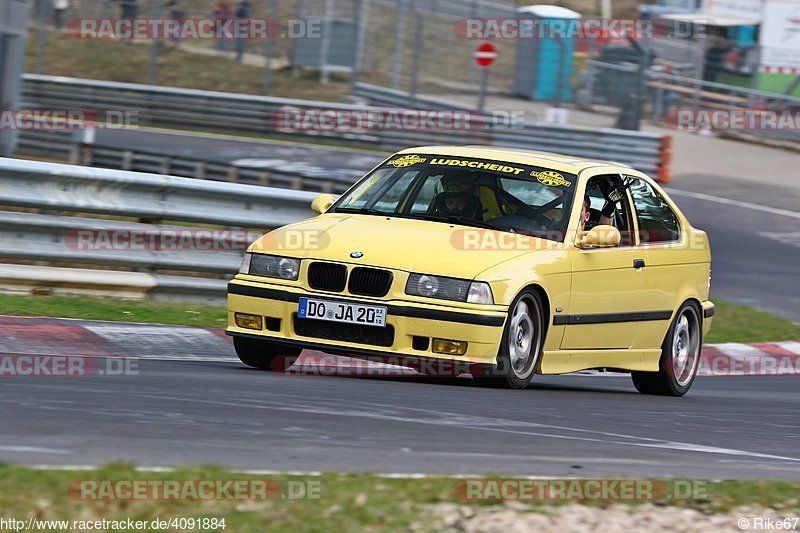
[262,0,278,94]
[633,47,647,130]
[553,39,565,108]
[409,9,422,107]
[36,0,47,74]
[350,0,364,93]
[467,0,479,91]
[147,0,164,85]
[292,0,305,78]
[695,23,707,80]
[478,68,489,112]
[0,0,33,157]
[751,42,762,92]
[390,0,408,90]
[601,0,611,19]
[319,0,335,84]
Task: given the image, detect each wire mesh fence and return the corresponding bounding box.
[29,0,529,97]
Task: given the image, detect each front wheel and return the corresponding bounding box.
[631,302,702,396]
[233,336,301,371]
[471,291,545,389]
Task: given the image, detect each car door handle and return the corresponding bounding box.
[633,259,646,269]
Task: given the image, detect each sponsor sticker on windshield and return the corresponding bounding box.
[531,170,572,187]
[428,158,525,175]
[388,155,426,167]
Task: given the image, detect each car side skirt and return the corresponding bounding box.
[538,349,662,374]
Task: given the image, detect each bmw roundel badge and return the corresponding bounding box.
[350,251,364,259]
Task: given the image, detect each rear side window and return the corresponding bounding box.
[629,178,681,243]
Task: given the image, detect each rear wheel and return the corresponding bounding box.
[631,302,702,396]
[471,291,544,389]
[233,336,301,371]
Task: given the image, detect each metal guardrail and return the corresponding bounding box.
[352,83,475,111]
[12,127,465,194]
[350,81,670,179]
[0,210,244,274]
[0,158,318,299]
[14,129,80,161]
[13,132,364,194]
[21,74,671,179]
[83,144,362,194]
[0,157,316,227]
[645,70,800,144]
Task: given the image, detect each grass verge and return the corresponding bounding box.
[0,293,226,328]
[0,292,797,343]
[704,300,800,344]
[0,464,798,532]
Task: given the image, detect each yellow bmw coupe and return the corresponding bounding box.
[226,146,714,396]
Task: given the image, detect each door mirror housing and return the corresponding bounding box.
[311,193,335,214]
[576,225,621,249]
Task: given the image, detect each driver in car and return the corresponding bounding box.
[433,189,483,219]
[432,176,484,220]
[581,181,628,231]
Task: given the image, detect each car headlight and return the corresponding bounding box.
[239,253,300,281]
[466,281,494,305]
[406,274,493,304]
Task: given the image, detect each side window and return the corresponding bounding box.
[629,178,681,243]
[585,176,635,245]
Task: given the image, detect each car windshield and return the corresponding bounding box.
[332,154,578,242]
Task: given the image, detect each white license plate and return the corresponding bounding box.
[298,298,387,327]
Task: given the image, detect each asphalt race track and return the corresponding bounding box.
[666,175,800,322]
[3,358,799,480]
[1,317,799,480]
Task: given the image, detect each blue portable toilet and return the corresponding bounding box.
[513,5,581,102]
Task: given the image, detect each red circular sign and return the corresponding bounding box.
[474,41,497,68]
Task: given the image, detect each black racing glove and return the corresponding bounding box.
[601,183,628,218]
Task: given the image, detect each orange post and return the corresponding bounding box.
[657,134,672,183]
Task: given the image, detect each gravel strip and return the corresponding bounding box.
[415,503,798,532]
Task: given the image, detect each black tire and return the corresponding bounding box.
[471,290,545,389]
[631,301,702,396]
[233,336,301,371]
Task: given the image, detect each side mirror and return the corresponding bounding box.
[311,193,335,214]
[576,225,621,249]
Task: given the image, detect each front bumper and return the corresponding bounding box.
[226,279,508,364]
[702,300,715,337]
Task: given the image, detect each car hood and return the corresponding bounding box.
[249,214,558,279]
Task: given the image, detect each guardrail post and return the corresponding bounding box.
[160,157,171,175]
[228,166,240,183]
[68,143,80,165]
[80,144,94,166]
[122,151,134,170]
[652,83,664,121]
[260,172,271,186]
[195,161,207,180]
[292,176,303,190]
